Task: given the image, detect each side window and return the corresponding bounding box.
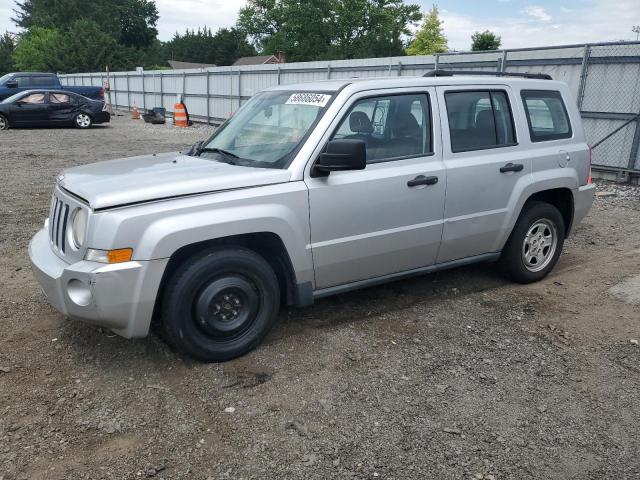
[31,76,53,87]
[332,94,432,164]
[15,76,31,87]
[20,93,46,104]
[50,93,71,104]
[521,90,572,142]
[445,90,516,153]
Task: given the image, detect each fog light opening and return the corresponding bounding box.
[67,279,92,306]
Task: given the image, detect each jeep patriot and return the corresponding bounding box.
[29,72,595,361]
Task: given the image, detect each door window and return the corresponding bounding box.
[15,76,30,87]
[521,90,572,142]
[332,94,432,164]
[31,76,53,87]
[20,93,46,104]
[445,90,516,152]
[50,93,71,104]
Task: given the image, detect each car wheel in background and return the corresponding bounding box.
[74,113,93,129]
[0,114,9,130]
[161,247,280,362]
[499,201,565,284]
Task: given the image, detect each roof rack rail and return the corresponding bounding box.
[423,69,552,80]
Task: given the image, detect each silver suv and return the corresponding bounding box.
[29,72,595,361]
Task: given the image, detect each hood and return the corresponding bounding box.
[58,152,292,210]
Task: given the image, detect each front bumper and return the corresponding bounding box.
[28,228,168,338]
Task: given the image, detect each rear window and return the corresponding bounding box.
[521,90,572,142]
[445,90,516,152]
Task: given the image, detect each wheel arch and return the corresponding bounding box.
[151,232,305,329]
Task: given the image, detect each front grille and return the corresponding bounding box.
[49,194,70,254]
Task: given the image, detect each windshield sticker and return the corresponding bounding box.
[285,93,331,107]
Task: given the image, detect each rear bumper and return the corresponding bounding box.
[29,228,167,338]
[572,183,596,232]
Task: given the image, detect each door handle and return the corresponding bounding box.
[499,163,524,173]
[407,175,438,187]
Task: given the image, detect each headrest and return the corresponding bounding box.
[349,111,374,134]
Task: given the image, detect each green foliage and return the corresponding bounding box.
[406,5,448,55]
[13,20,144,73]
[165,27,256,66]
[13,0,158,48]
[238,0,422,62]
[471,30,501,51]
[0,32,16,75]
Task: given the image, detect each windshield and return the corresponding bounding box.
[1,91,29,104]
[198,90,334,169]
[0,74,12,86]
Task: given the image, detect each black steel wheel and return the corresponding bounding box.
[161,247,280,361]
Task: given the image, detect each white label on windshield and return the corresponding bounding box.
[285,93,331,107]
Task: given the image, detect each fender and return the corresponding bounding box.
[89,182,315,287]
[493,168,579,251]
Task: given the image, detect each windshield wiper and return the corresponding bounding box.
[198,147,240,164]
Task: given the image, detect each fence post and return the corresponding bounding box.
[577,44,591,109]
[327,64,331,79]
[158,72,163,110]
[205,71,210,125]
[141,70,146,111]
[237,69,242,110]
[501,50,508,72]
[126,73,131,111]
[628,113,640,170]
[434,54,440,70]
[277,66,281,85]
[397,61,403,76]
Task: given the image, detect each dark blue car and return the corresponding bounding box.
[0,72,105,102]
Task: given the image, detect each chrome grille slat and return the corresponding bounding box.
[60,204,69,253]
[48,189,86,262]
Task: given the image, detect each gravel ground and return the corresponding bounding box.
[1,117,639,480]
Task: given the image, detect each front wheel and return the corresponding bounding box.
[0,114,9,130]
[499,201,565,283]
[161,247,280,362]
[74,113,92,129]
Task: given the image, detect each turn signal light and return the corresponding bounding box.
[85,248,133,264]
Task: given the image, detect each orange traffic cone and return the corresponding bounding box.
[174,103,188,128]
[131,102,140,120]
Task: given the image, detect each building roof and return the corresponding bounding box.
[168,60,216,70]
[233,55,283,66]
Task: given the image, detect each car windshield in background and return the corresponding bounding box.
[1,91,29,104]
[198,90,333,169]
[0,74,12,85]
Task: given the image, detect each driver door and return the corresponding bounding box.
[305,88,446,290]
[11,92,48,125]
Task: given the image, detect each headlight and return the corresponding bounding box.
[71,208,88,248]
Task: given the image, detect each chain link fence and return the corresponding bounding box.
[60,40,640,175]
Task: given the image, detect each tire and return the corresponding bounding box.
[0,114,9,130]
[161,247,280,362]
[74,112,93,129]
[499,201,565,284]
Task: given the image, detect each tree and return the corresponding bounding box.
[165,27,256,66]
[238,0,422,62]
[471,30,501,51]
[13,27,61,71]
[406,5,448,56]
[0,32,16,75]
[13,0,158,49]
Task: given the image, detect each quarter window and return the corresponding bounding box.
[521,90,572,142]
[332,94,432,163]
[445,90,516,153]
[50,93,70,104]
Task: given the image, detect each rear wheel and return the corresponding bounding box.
[161,247,280,362]
[0,114,9,130]
[499,201,565,283]
[74,113,92,129]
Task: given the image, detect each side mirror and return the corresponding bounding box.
[5,80,18,88]
[312,139,366,177]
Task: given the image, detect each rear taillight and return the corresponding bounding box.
[587,145,593,184]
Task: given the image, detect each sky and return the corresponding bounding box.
[0,0,638,51]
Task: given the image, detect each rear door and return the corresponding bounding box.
[436,85,531,263]
[48,92,76,123]
[306,88,447,290]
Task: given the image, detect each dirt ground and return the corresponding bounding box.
[1,116,639,480]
